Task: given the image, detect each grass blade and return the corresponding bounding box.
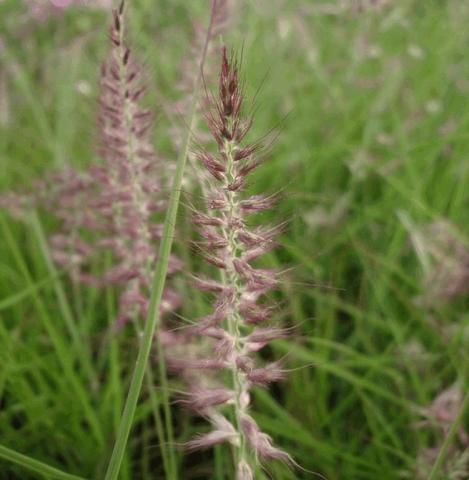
[0,445,86,480]
[0,215,105,447]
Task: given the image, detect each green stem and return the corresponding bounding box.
[145,365,172,478]
[103,3,218,479]
[0,445,86,480]
[130,318,172,479]
[428,390,469,480]
[220,136,248,470]
[105,256,130,480]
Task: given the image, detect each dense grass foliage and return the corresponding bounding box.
[0,1,468,479]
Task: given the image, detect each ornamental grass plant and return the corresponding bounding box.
[0,1,468,479]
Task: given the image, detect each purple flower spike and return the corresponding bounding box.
[8,4,183,330]
[182,47,294,473]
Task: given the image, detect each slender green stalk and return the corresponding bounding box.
[103,3,218,479]
[0,445,86,480]
[105,255,130,480]
[428,390,469,480]
[217,138,249,468]
[130,319,172,478]
[145,366,172,477]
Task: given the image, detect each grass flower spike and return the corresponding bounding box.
[42,2,181,328]
[185,47,292,477]
[95,2,181,326]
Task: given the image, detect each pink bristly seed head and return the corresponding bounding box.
[39,3,181,330]
[168,357,226,371]
[246,327,288,344]
[193,212,224,227]
[240,194,276,213]
[183,44,293,473]
[186,430,239,451]
[236,460,254,480]
[245,362,286,386]
[240,413,293,464]
[192,276,226,293]
[183,388,234,412]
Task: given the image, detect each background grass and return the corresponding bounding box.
[1,0,468,479]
